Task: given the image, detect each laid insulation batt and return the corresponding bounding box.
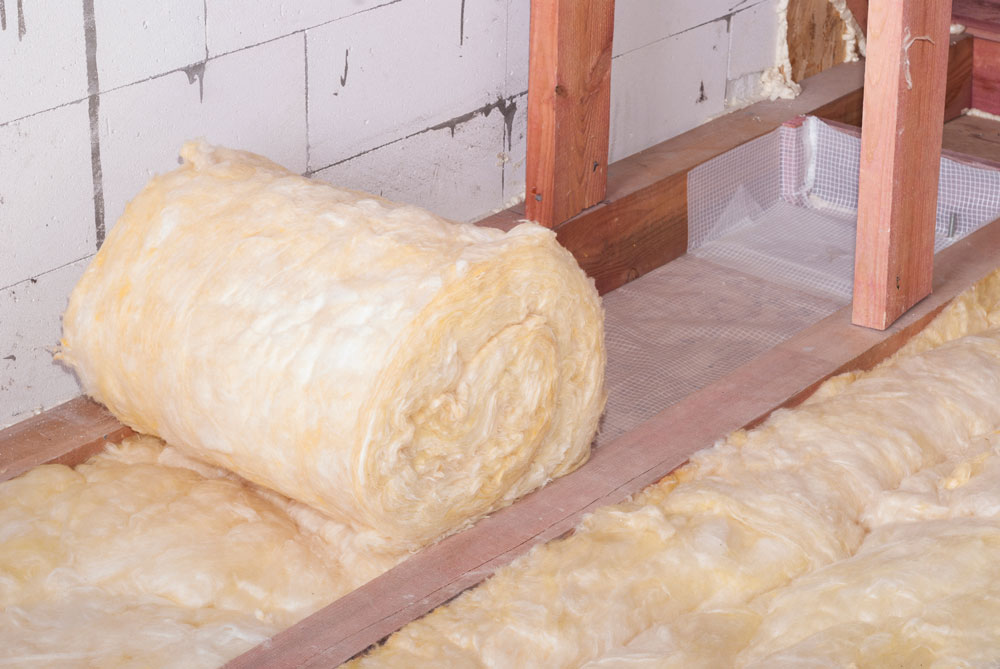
[58,141,606,551]
[354,268,1000,668]
[0,435,389,668]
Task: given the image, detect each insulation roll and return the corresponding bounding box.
[59,142,605,548]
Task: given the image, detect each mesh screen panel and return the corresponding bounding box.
[596,116,1000,448]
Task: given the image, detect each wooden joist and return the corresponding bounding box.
[852,0,954,330]
[0,396,132,483]
[523,0,615,228]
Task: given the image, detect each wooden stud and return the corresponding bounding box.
[524,0,614,228]
[851,0,954,330]
[973,37,1000,115]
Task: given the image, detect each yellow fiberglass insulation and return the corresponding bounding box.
[0,435,397,668]
[58,141,606,551]
[352,268,1000,668]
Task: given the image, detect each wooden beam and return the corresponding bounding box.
[952,0,1000,40]
[524,0,614,228]
[845,0,869,35]
[851,0,954,330]
[973,37,1000,114]
[229,212,1000,668]
[941,112,1000,165]
[0,396,132,483]
[787,0,853,82]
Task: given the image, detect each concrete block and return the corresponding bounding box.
[94,0,206,91]
[99,35,307,228]
[0,1,89,123]
[729,0,779,79]
[0,101,96,288]
[505,0,529,96]
[610,19,729,163]
[613,0,735,57]
[206,0,388,57]
[0,259,88,429]
[306,0,506,170]
[312,103,505,222]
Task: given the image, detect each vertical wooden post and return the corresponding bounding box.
[851,0,953,330]
[844,0,869,35]
[525,0,615,228]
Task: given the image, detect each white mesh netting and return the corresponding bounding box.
[597,116,1000,446]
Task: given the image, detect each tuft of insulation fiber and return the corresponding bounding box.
[0,436,359,668]
[58,142,606,552]
[352,267,1000,667]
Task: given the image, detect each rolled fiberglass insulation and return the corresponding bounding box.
[59,142,606,549]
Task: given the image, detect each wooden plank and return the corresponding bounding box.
[787,0,852,81]
[230,211,1000,669]
[852,0,954,330]
[523,0,614,228]
[0,396,132,483]
[822,113,1000,168]
[973,37,1000,114]
[845,0,869,34]
[953,0,1000,40]
[941,113,1000,165]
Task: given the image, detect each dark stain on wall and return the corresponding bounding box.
[82,0,106,248]
[431,95,518,146]
[459,0,466,46]
[339,48,349,87]
[183,61,206,102]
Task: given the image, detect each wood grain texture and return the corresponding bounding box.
[524,0,614,228]
[852,0,954,330]
[821,111,1000,168]
[942,112,1000,165]
[229,211,1000,669]
[787,0,852,81]
[845,0,869,34]
[973,37,1000,114]
[0,396,132,483]
[953,0,1000,40]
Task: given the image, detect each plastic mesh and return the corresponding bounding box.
[687,117,1000,299]
[596,115,1000,447]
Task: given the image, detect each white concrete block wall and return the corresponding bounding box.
[0,0,781,427]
